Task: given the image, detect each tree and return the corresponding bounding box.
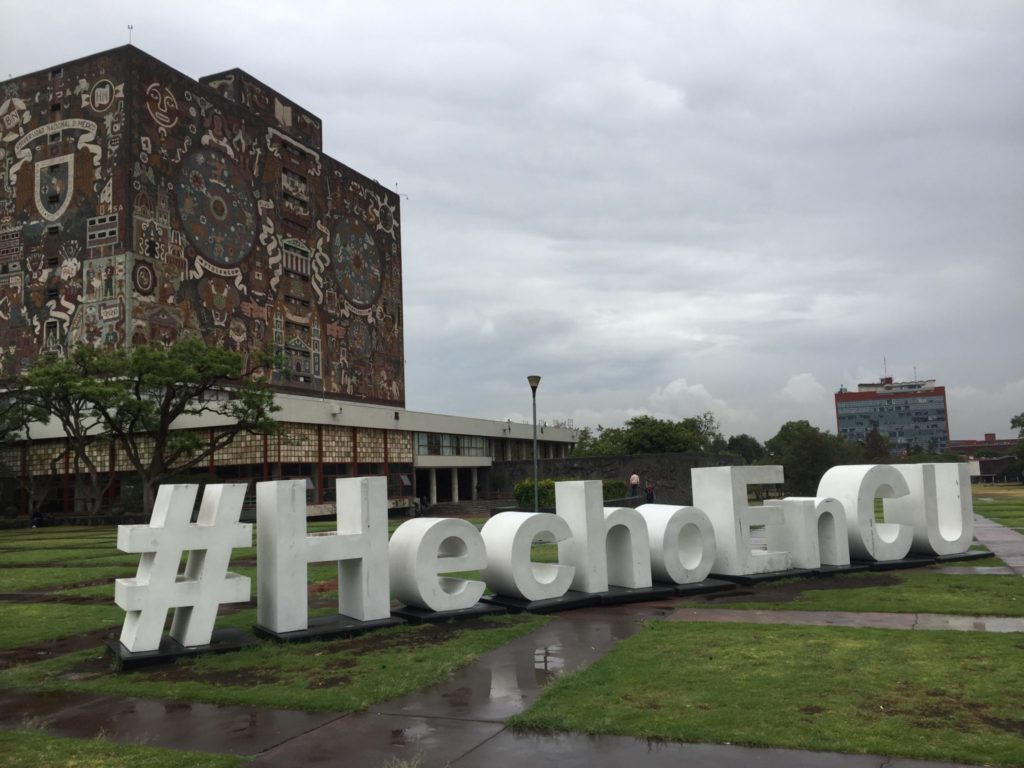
[571,413,726,457]
[863,424,891,461]
[726,433,765,465]
[0,390,63,521]
[1009,412,1024,477]
[4,340,280,517]
[765,420,864,495]
[6,347,120,515]
[85,339,280,515]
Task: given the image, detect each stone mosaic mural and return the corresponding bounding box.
[0,46,404,406]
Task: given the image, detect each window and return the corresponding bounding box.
[46,225,61,236]
[282,192,309,216]
[282,240,310,278]
[87,214,118,245]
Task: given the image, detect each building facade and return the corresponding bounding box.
[0,47,575,518]
[948,433,1018,458]
[835,377,950,454]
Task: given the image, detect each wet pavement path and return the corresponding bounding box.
[2,513,1022,767]
[666,607,1024,632]
[973,513,1024,573]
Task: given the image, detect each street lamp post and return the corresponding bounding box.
[527,375,541,512]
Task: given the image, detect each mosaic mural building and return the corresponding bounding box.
[0,46,576,517]
[0,45,403,403]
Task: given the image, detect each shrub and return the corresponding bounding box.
[514,478,557,509]
[602,479,628,500]
[514,478,630,509]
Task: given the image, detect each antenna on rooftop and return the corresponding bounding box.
[128,25,134,44]
[883,355,888,379]
[394,182,409,200]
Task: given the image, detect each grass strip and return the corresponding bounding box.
[0,730,241,768]
[689,571,1024,616]
[0,564,135,593]
[512,621,1024,766]
[0,604,123,650]
[0,613,548,712]
[974,486,1024,533]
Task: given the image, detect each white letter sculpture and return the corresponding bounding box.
[389,517,487,612]
[692,466,790,575]
[257,477,390,633]
[638,503,717,584]
[556,480,652,591]
[816,465,912,561]
[764,497,850,569]
[115,484,251,653]
[884,463,973,556]
[480,512,575,601]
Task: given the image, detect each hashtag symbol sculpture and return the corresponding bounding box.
[115,483,252,653]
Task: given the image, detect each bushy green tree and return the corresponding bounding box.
[6,347,120,515]
[571,412,725,456]
[5,340,279,516]
[726,433,765,464]
[765,420,864,495]
[86,339,280,515]
[863,424,891,461]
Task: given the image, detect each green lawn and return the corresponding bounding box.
[512,621,1024,767]
[0,564,136,593]
[0,730,241,768]
[684,570,1024,616]
[1,500,1020,767]
[974,485,1024,533]
[0,603,123,650]
[0,613,547,712]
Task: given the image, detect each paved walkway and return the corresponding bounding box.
[2,513,1022,768]
[666,607,1024,632]
[972,513,1024,573]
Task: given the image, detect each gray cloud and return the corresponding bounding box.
[4,0,1022,440]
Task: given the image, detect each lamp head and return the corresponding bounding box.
[527,374,541,392]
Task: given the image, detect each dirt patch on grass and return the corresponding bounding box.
[314,617,511,657]
[0,627,115,670]
[0,589,111,605]
[689,573,900,605]
[869,684,1024,737]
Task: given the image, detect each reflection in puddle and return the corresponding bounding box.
[389,719,433,745]
[533,643,564,678]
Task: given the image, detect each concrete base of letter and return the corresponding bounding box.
[107,628,256,671]
[253,614,405,643]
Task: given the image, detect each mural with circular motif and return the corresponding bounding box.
[331,217,383,310]
[176,149,257,267]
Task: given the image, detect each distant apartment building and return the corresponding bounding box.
[835,377,950,454]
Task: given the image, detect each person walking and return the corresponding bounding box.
[645,479,656,503]
[629,471,640,497]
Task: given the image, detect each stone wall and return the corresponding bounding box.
[483,452,742,506]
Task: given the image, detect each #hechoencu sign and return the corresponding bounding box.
[113,463,974,654]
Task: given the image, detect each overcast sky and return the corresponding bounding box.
[4,1,1022,442]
